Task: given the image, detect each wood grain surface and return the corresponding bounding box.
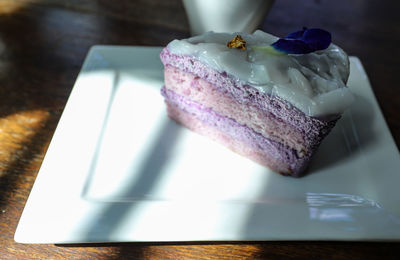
[0,0,399,259]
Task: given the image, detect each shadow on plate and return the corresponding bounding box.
[307,93,376,174]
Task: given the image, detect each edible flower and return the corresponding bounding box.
[253,28,332,55]
[227,35,246,50]
[271,27,331,54]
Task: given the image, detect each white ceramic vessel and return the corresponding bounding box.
[182,0,275,35]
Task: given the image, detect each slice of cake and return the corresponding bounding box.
[160,29,353,177]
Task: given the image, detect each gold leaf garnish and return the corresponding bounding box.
[227,35,246,50]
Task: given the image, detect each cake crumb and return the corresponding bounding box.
[227,35,246,50]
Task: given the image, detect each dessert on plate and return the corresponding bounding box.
[160,28,353,177]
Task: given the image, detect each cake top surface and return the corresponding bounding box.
[166,30,353,117]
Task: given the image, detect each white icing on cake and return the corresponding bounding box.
[167,30,353,116]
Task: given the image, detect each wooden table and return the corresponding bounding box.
[1,0,399,259]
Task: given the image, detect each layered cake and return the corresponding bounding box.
[160,29,353,177]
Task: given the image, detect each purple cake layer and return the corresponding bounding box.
[161,86,312,176]
[160,48,339,153]
[164,65,307,152]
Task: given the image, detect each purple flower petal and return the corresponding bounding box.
[271,39,314,54]
[271,28,332,54]
[285,27,307,40]
[302,28,331,51]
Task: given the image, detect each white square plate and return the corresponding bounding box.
[15,46,400,243]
